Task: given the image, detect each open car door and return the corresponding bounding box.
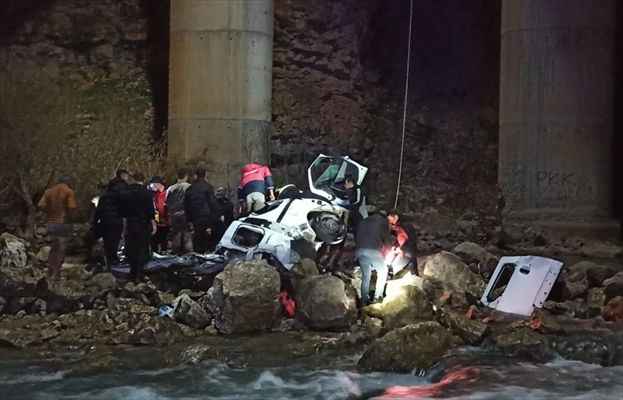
[307,154,368,208]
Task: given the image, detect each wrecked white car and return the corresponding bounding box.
[480,256,563,316]
[214,154,369,272]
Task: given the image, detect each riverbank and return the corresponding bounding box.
[2,230,623,378]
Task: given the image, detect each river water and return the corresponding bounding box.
[1,348,622,400]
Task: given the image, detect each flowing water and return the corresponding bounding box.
[1,348,622,400]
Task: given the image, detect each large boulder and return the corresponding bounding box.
[492,328,550,362]
[208,260,281,334]
[452,242,498,278]
[0,233,42,299]
[603,272,623,302]
[363,273,434,330]
[439,309,489,345]
[172,294,212,329]
[358,321,459,372]
[421,251,485,300]
[0,233,28,269]
[295,274,357,330]
[603,296,623,322]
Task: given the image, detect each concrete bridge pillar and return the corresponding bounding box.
[499,0,616,225]
[168,0,273,188]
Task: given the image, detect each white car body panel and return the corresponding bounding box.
[480,256,563,316]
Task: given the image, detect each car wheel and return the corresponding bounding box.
[310,212,346,244]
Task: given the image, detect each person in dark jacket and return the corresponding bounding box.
[355,207,393,305]
[345,174,367,235]
[119,172,156,282]
[184,167,219,253]
[94,181,125,269]
[108,169,130,194]
[213,186,234,244]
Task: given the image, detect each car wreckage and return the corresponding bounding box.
[112,154,368,279]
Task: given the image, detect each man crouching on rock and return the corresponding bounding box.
[355,205,393,305]
[38,175,78,282]
[120,172,156,282]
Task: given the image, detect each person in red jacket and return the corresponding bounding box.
[387,209,418,275]
[148,176,169,253]
[238,163,275,214]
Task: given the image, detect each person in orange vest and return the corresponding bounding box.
[238,163,275,214]
[38,176,78,281]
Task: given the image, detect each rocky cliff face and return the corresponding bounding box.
[272,0,500,216]
[0,0,500,220]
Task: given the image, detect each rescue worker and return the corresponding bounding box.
[355,206,393,305]
[184,166,219,253]
[120,172,156,282]
[386,209,418,275]
[238,163,275,214]
[214,186,234,244]
[344,174,367,234]
[165,168,191,254]
[37,176,78,281]
[94,180,125,269]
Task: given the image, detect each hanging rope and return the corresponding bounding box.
[393,0,414,209]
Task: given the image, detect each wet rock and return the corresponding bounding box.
[603,296,623,322]
[208,260,281,334]
[172,294,212,329]
[439,309,489,345]
[362,316,384,338]
[452,242,498,278]
[0,296,5,314]
[567,261,618,288]
[559,269,589,300]
[548,333,623,366]
[587,288,607,317]
[120,282,161,306]
[492,328,550,362]
[0,328,40,348]
[87,273,117,293]
[580,241,623,259]
[542,300,590,319]
[603,272,623,302]
[358,321,460,372]
[363,274,434,330]
[36,246,51,262]
[292,258,319,279]
[0,233,28,269]
[421,251,485,300]
[178,344,215,364]
[295,274,357,330]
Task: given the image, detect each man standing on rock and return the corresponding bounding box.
[165,168,192,254]
[355,206,393,305]
[38,175,78,281]
[184,166,219,253]
[120,172,156,282]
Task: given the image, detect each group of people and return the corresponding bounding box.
[37,159,415,303]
